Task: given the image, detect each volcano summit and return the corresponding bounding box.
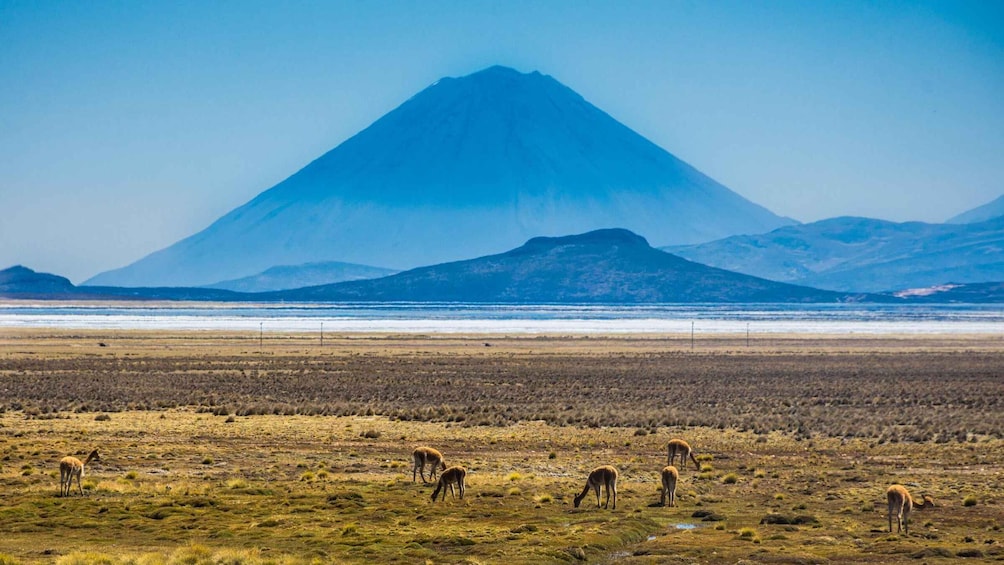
[89,66,794,287]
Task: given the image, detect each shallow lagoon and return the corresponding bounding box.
[1,302,1002,334]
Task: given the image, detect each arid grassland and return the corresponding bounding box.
[0,330,1001,564]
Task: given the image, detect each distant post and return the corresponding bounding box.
[691,321,694,350]
[320,321,324,346]
[746,323,750,347]
[259,321,263,351]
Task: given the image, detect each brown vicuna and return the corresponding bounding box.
[573,465,618,510]
[887,484,935,534]
[59,449,99,497]
[431,466,466,502]
[660,465,679,507]
[412,446,447,483]
[667,438,700,471]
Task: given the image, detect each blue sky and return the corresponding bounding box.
[1,0,1002,282]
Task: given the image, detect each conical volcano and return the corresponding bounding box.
[88,65,795,287]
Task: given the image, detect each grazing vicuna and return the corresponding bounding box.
[412,446,446,484]
[431,466,466,502]
[573,465,618,510]
[59,449,99,497]
[667,438,700,471]
[660,465,679,507]
[887,484,934,534]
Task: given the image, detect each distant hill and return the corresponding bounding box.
[0,266,243,301]
[664,216,1004,292]
[87,65,794,288]
[266,229,870,303]
[205,261,397,292]
[947,194,1004,224]
[0,265,77,297]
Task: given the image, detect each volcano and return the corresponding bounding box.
[88,66,794,287]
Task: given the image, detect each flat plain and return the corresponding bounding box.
[0,329,1001,564]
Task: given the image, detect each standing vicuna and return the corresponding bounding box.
[887,484,934,534]
[574,465,618,510]
[412,446,447,484]
[667,439,700,471]
[59,449,99,497]
[660,465,679,507]
[431,466,466,502]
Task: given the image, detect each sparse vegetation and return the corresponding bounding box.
[0,331,1000,563]
[1,333,1000,440]
[225,478,249,489]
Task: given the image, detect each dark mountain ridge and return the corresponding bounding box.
[0,265,77,297]
[0,266,243,301]
[265,229,872,303]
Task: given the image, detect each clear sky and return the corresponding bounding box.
[1,0,1002,282]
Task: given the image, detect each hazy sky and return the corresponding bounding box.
[1,0,1002,282]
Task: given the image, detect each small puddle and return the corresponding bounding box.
[674,523,698,530]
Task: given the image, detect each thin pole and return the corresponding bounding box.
[320,321,324,346]
[259,322,263,350]
[691,321,694,350]
[746,323,750,347]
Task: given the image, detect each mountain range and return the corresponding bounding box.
[664,216,1004,292]
[262,229,864,303]
[3,229,889,303]
[8,228,1004,302]
[947,194,1004,224]
[204,261,397,293]
[86,65,794,288]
